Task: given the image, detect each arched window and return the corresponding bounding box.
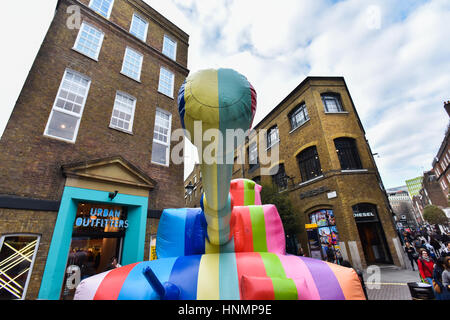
[334,137,362,170]
[288,103,309,130]
[297,146,322,182]
[0,234,40,299]
[321,93,344,113]
[267,125,279,149]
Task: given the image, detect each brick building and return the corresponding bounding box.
[0,0,189,300]
[185,76,404,269]
[432,101,450,199]
[231,77,403,269]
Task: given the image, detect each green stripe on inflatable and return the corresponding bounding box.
[272,278,298,300]
[259,253,298,300]
[249,206,268,252]
[243,179,255,206]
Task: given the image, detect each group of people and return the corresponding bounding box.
[402,228,450,300]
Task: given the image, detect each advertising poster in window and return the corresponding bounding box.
[309,210,340,260]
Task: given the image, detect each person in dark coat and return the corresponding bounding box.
[404,242,418,271]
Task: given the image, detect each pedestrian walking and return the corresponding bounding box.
[418,249,435,285]
[404,242,419,271]
[104,256,121,271]
[326,244,335,263]
[443,242,450,258]
[438,256,450,300]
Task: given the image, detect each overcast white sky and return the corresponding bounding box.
[1,0,449,188]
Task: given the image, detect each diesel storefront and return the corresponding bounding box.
[290,172,403,270]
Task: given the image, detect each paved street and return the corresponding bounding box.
[362,265,422,300]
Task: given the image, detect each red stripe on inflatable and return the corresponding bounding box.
[230,179,245,206]
[235,252,273,299]
[93,263,139,300]
[232,207,254,252]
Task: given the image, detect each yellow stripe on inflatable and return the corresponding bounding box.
[197,253,220,300]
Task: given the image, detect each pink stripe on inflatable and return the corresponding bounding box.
[276,254,320,300]
[263,205,286,254]
[73,270,110,300]
[254,184,262,205]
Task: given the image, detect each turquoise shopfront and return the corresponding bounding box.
[37,157,155,300]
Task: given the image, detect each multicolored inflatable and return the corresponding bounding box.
[74,69,366,300]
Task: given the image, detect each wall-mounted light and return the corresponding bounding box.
[109,190,118,200]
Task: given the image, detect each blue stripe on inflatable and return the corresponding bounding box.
[177,81,186,129]
[219,253,240,300]
[117,259,177,300]
[185,208,207,256]
[156,209,187,258]
[169,255,202,300]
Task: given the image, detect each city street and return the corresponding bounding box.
[362,265,422,300]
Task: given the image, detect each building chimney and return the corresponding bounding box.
[445,101,450,117]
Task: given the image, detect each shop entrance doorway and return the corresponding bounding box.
[353,203,392,265]
[60,202,128,300]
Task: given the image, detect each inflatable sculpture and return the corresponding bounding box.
[74,69,366,300]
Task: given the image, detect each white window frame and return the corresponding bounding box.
[44,69,91,143]
[72,21,105,61]
[89,0,115,19]
[249,141,258,165]
[322,94,345,113]
[151,108,172,166]
[129,12,149,42]
[120,47,143,82]
[266,126,280,150]
[109,91,136,134]
[158,67,175,98]
[162,35,177,61]
[0,234,41,300]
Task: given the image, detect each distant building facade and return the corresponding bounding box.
[386,186,418,229]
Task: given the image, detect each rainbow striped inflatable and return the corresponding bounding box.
[74,179,365,300]
[74,69,365,300]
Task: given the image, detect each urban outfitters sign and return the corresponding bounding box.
[74,205,129,229]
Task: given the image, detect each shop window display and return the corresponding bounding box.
[309,209,341,262]
[60,203,128,299]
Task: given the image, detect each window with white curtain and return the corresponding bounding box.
[89,0,114,19]
[151,109,172,166]
[130,13,148,42]
[44,70,91,143]
[158,67,174,98]
[73,22,104,60]
[121,47,143,81]
[162,35,177,60]
[109,92,136,133]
